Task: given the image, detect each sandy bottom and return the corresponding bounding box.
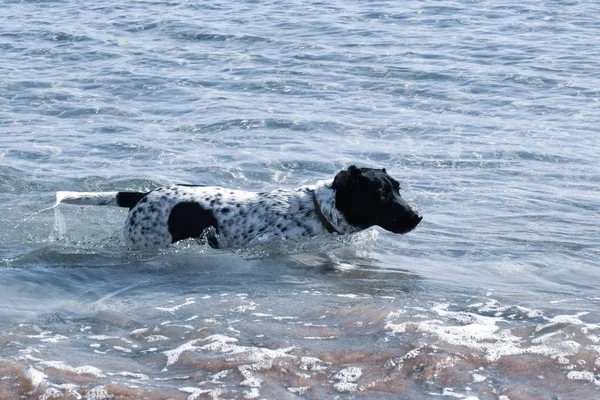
[1,278,599,400]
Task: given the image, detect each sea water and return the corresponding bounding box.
[1,0,599,398]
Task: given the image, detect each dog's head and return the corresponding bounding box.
[332,166,422,234]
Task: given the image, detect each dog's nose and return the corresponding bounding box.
[410,214,423,228]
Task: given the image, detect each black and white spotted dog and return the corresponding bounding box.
[57,166,422,248]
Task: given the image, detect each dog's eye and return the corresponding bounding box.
[380,187,392,199]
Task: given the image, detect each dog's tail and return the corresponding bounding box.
[56,191,147,209]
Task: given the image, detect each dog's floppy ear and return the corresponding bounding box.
[332,165,361,190]
[348,165,360,175]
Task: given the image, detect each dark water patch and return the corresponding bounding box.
[41,106,138,119]
[172,31,271,44]
[177,118,353,135]
[124,21,161,33]
[44,31,96,43]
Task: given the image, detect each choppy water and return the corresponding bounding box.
[1,0,599,398]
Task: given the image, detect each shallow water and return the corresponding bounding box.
[1,0,599,398]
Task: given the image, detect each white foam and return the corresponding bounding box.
[156,297,196,312]
[287,386,310,395]
[300,356,330,371]
[337,294,360,299]
[85,385,111,400]
[28,333,68,343]
[272,316,298,321]
[147,335,169,342]
[244,387,261,398]
[41,387,63,400]
[107,371,149,380]
[18,347,44,362]
[332,367,363,392]
[239,364,262,388]
[87,335,118,341]
[538,312,600,333]
[130,328,149,335]
[26,366,47,388]
[40,383,85,400]
[567,370,600,385]
[230,302,257,313]
[198,334,241,353]
[303,336,336,340]
[333,366,362,381]
[385,303,584,362]
[208,369,232,383]
[163,323,194,329]
[437,388,479,399]
[179,387,216,400]
[303,322,328,327]
[163,339,203,367]
[164,334,297,391]
[40,335,69,343]
[38,361,104,377]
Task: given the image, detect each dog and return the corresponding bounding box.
[56,166,422,248]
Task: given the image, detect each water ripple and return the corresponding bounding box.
[1,0,599,397]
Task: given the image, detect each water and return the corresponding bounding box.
[1,0,599,398]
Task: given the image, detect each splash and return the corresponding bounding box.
[53,200,67,239]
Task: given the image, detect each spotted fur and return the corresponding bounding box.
[57,166,422,248]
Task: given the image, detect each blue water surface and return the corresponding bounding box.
[1,1,599,398]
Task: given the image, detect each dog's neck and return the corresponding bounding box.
[312,191,339,234]
[311,180,358,235]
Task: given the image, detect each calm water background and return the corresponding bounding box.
[1,0,599,398]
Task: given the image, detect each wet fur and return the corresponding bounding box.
[60,166,422,248]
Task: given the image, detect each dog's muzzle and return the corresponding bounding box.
[389,212,422,234]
